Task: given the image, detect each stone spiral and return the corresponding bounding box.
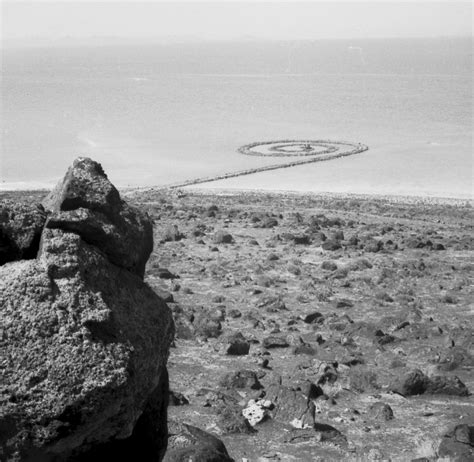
[168,139,368,189]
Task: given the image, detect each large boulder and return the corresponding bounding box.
[0,200,46,265]
[0,158,174,461]
[42,157,153,278]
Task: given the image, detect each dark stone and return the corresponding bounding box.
[321,260,338,271]
[364,239,383,253]
[74,370,170,462]
[224,332,251,356]
[438,424,474,461]
[213,231,233,244]
[157,268,180,279]
[284,423,346,445]
[368,402,394,421]
[164,423,234,462]
[262,217,278,228]
[266,385,315,427]
[0,200,46,265]
[220,370,263,390]
[425,375,469,396]
[335,299,354,309]
[169,390,190,406]
[228,309,242,318]
[292,343,317,356]
[389,369,429,396]
[293,234,311,245]
[303,312,324,324]
[321,240,341,251]
[216,404,256,435]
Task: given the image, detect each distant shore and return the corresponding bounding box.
[180,187,473,206]
[2,185,471,207]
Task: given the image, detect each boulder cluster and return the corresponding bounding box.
[0,158,174,461]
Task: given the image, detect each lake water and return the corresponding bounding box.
[1,38,472,198]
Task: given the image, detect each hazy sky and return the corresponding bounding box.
[2,1,473,42]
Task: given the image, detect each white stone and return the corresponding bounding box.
[242,402,267,426]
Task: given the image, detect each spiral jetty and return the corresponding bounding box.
[167,139,368,189]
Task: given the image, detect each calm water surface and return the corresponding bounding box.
[1,38,472,198]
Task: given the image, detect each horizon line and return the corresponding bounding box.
[2,34,473,48]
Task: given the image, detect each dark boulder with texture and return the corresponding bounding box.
[389,369,429,396]
[0,200,46,265]
[425,375,469,396]
[438,424,474,461]
[222,332,251,355]
[0,158,174,462]
[389,369,469,397]
[164,422,234,462]
[266,384,316,427]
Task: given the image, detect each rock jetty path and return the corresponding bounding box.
[166,139,368,189]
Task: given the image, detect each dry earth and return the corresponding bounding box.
[4,189,473,461]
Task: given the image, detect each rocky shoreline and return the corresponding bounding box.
[1,163,473,461]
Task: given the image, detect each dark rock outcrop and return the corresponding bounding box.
[0,200,46,265]
[389,369,429,396]
[0,158,174,461]
[164,422,234,462]
[389,369,469,397]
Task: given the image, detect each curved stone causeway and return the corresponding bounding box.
[167,139,368,189]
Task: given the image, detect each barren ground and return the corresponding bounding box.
[5,189,473,461]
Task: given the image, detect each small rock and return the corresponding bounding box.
[194,314,222,339]
[242,400,270,426]
[322,240,342,251]
[214,230,233,244]
[292,343,317,356]
[368,402,394,421]
[228,309,242,318]
[303,312,324,324]
[220,370,263,390]
[335,299,354,309]
[169,390,190,406]
[364,239,383,252]
[263,336,289,349]
[285,422,346,445]
[293,235,311,245]
[157,267,179,279]
[321,260,338,271]
[162,224,184,242]
[224,332,251,356]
